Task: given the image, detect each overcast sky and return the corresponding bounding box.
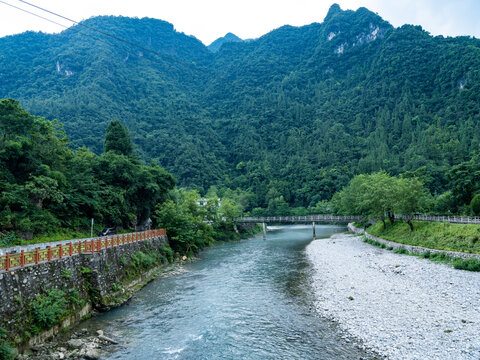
[0,0,479,45]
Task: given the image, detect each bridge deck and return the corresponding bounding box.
[236,215,480,225]
[237,215,362,223]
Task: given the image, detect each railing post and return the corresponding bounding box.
[69,242,73,256]
[5,253,10,271]
[21,250,25,267]
[91,240,95,254]
[59,244,63,259]
[35,248,39,264]
[47,246,52,261]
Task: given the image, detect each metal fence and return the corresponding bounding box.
[237,214,480,224]
[405,215,480,224]
[237,215,363,223]
[0,229,166,272]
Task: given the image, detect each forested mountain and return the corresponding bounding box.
[207,32,243,52]
[1,4,480,210]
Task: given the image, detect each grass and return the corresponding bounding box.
[362,235,480,272]
[367,220,480,254]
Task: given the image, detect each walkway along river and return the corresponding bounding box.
[78,225,372,359]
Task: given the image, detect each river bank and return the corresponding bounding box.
[29,225,370,360]
[306,232,480,359]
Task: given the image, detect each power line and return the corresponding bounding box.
[0,0,68,31]
[17,0,224,81]
[0,0,220,82]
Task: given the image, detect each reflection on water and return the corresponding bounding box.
[79,225,369,359]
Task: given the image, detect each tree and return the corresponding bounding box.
[471,194,480,216]
[332,171,397,228]
[395,177,429,231]
[154,190,215,255]
[332,171,428,230]
[103,120,133,156]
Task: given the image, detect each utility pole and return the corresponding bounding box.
[91,218,94,238]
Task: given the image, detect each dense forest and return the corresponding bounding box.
[1,4,480,215]
[0,99,251,253]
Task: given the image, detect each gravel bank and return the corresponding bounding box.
[306,233,480,360]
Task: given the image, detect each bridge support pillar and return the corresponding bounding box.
[263,223,267,240]
[313,221,316,240]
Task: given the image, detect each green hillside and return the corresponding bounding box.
[1,4,480,210]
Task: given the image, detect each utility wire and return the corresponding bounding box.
[17,0,225,81]
[0,0,217,81]
[0,0,68,31]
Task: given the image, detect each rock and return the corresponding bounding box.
[96,330,104,336]
[66,338,85,349]
[98,334,118,344]
[83,348,100,360]
[30,345,43,352]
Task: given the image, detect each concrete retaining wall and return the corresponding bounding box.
[0,235,168,346]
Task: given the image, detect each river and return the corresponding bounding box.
[80,225,370,359]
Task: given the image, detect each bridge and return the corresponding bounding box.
[236,215,363,239]
[237,215,363,224]
[235,214,480,239]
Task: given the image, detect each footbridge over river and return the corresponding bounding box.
[236,215,363,239]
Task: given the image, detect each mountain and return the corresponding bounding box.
[208,32,243,52]
[1,4,480,209]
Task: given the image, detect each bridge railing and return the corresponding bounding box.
[237,215,363,223]
[402,215,480,224]
[237,214,480,224]
[0,229,166,272]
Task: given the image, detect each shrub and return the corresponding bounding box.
[30,288,68,332]
[0,328,15,360]
[0,343,16,360]
[61,269,72,279]
[452,257,480,272]
[0,232,20,247]
[130,251,154,270]
[471,194,480,216]
[394,247,409,255]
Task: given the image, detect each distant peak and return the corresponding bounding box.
[208,33,243,52]
[324,3,343,21]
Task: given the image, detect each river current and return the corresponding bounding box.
[81,225,369,359]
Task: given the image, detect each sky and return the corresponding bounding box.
[0,0,479,45]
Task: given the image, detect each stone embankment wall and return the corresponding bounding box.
[348,223,480,260]
[0,235,168,347]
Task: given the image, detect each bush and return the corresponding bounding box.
[452,257,480,272]
[0,343,16,360]
[471,194,480,216]
[30,288,68,331]
[0,328,15,360]
[0,232,20,247]
[130,251,154,270]
[394,247,409,255]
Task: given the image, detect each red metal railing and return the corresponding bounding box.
[0,229,166,272]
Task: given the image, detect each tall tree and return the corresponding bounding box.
[103,120,133,156]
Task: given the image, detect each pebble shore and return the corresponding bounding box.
[306,233,480,360]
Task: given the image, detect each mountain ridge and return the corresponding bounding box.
[1,4,480,208]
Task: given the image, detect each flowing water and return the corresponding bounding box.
[81,225,369,359]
